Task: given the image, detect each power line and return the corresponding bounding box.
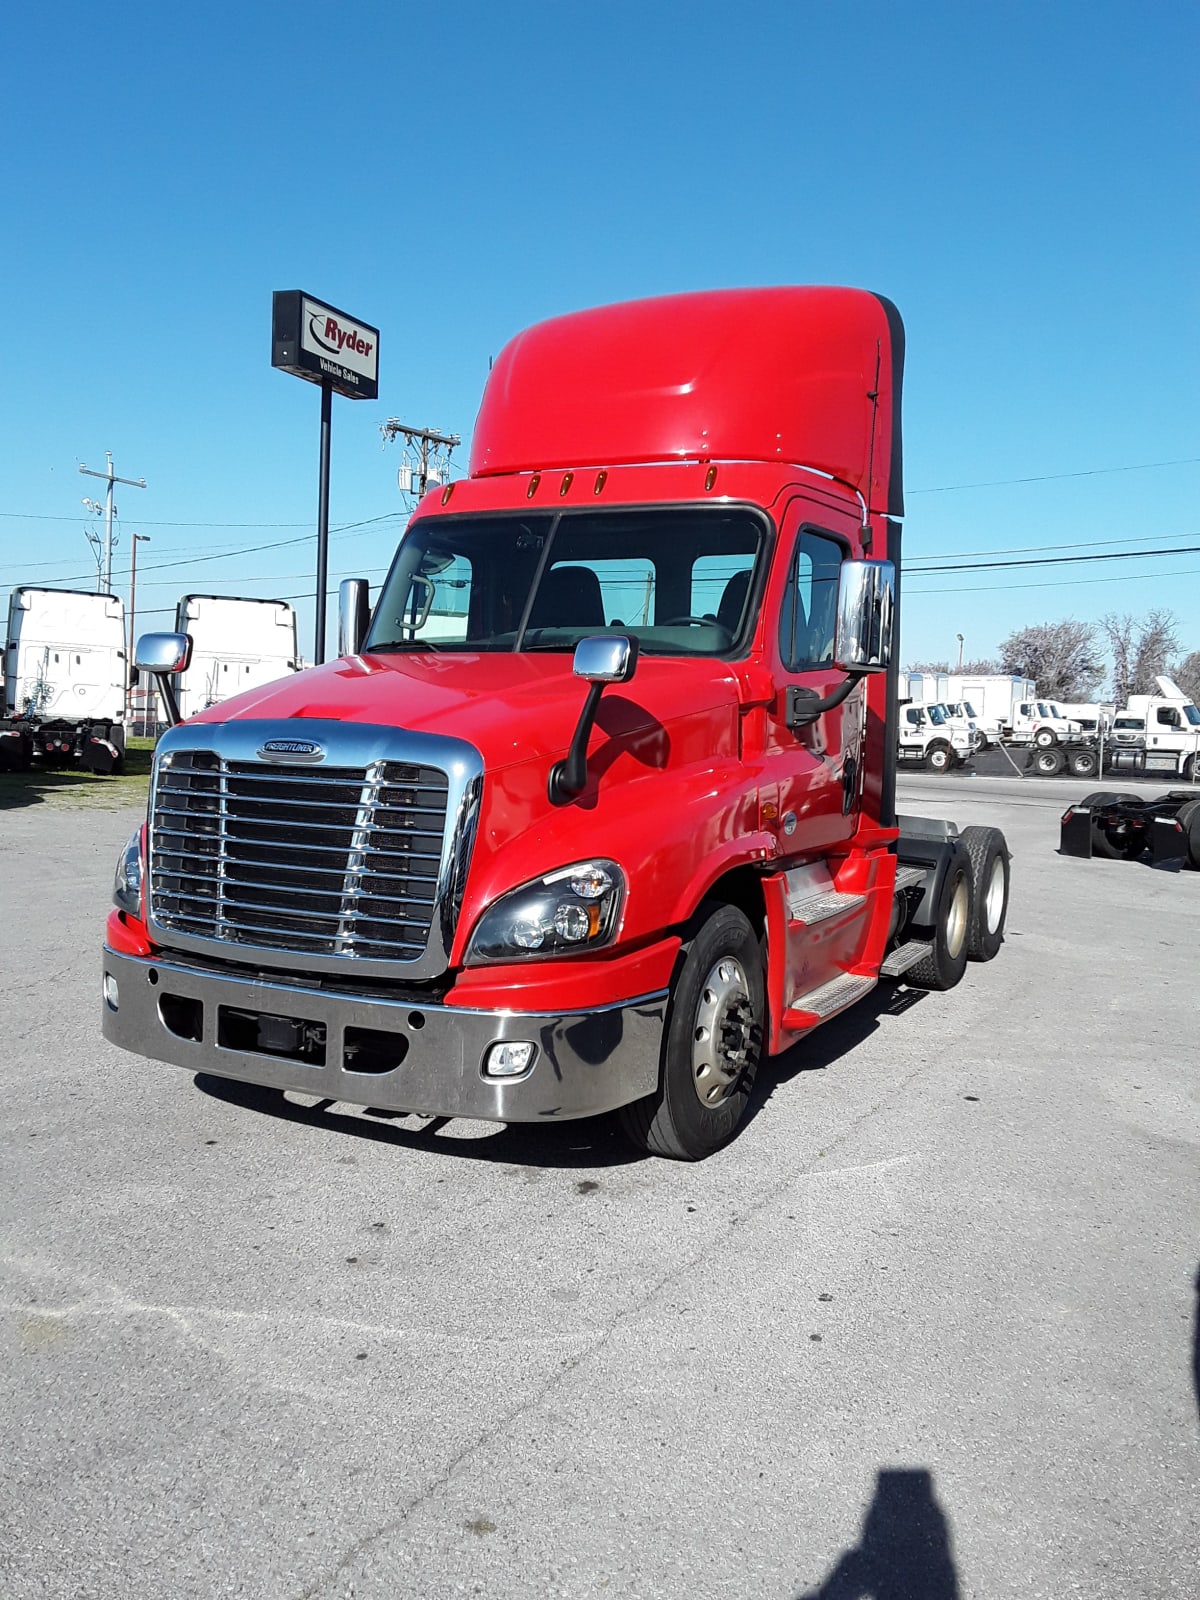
[911,543,1200,576]
[907,565,1200,596]
[907,529,1197,564]
[907,455,1200,494]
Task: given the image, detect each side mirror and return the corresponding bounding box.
[338,579,370,657]
[135,632,192,727]
[135,632,192,674]
[549,635,639,804]
[572,634,639,685]
[833,559,895,673]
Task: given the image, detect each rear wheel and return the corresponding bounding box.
[1182,754,1198,783]
[1034,746,1066,775]
[1078,792,1145,860]
[925,740,953,774]
[618,903,764,1161]
[1068,748,1098,777]
[905,857,972,991]
[958,827,1010,961]
[1178,800,1200,869]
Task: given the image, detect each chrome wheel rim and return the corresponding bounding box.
[945,874,969,960]
[691,956,754,1107]
[985,857,1006,933]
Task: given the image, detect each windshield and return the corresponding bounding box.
[962,702,978,717]
[927,705,947,726]
[1115,717,1145,730]
[1038,702,1055,718]
[364,508,766,658]
[1183,703,1200,727]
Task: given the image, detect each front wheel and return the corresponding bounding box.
[619,903,764,1161]
[925,740,954,774]
[1034,728,1056,749]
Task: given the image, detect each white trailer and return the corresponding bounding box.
[0,587,127,772]
[173,595,301,722]
[904,672,1038,745]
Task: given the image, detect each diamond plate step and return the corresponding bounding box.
[783,969,876,1026]
[880,939,932,978]
[893,865,927,893]
[786,889,866,926]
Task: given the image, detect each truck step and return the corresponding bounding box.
[880,939,933,977]
[786,888,866,926]
[784,969,876,1025]
[893,865,927,893]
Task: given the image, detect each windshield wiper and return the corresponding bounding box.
[367,640,446,652]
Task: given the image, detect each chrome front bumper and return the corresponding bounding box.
[101,947,666,1122]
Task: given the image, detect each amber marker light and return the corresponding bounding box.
[594,470,608,495]
[527,473,542,498]
[559,472,574,496]
[704,466,718,491]
[441,483,455,505]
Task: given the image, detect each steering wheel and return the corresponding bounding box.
[661,615,726,631]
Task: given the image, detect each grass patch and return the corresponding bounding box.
[0,736,157,811]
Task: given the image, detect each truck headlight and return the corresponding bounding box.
[113,827,145,917]
[466,861,624,964]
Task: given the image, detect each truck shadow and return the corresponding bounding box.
[194,981,926,1167]
[760,982,929,1104]
[193,1073,644,1168]
[794,1466,961,1599]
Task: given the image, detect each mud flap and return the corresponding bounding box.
[1059,806,1094,859]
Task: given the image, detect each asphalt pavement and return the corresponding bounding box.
[2,776,1197,1599]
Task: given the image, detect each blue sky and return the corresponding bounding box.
[2,0,1196,678]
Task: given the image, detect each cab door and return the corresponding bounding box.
[762,519,865,857]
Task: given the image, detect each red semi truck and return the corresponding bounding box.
[103,287,1010,1160]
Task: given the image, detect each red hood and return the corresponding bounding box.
[191,650,743,768]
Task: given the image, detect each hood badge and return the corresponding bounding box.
[257,737,326,763]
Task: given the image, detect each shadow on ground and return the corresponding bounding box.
[796,1467,960,1599]
[194,980,927,1168]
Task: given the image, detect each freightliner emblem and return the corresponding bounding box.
[257,738,326,763]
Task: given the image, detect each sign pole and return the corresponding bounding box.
[315,379,333,665]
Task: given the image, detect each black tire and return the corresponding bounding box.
[1075,792,1144,859]
[958,826,1010,961]
[905,857,972,991]
[618,903,764,1161]
[1178,799,1200,869]
[1033,746,1066,775]
[1182,754,1198,783]
[925,740,953,774]
[1068,748,1098,777]
[1034,728,1056,748]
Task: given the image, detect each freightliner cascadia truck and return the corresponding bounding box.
[102,288,1011,1160]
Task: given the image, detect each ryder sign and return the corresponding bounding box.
[272,291,379,400]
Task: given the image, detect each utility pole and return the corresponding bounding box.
[80,453,146,593]
[128,533,150,720]
[382,421,462,497]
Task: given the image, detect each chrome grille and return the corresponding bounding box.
[150,751,450,963]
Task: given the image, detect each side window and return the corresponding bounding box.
[779,529,844,671]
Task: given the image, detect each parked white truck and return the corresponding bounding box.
[897,701,975,772]
[172,595,301,722]
[0,586,127,772]
[1108,676,1200,781]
